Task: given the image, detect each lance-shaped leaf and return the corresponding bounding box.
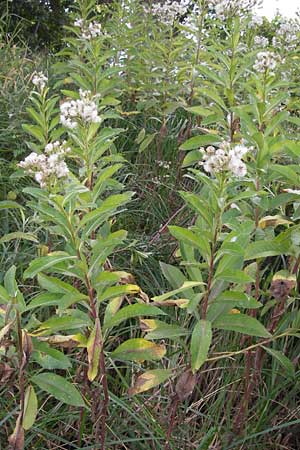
[214,269,254,284]
[0,232,39,245]
[32,373,86,407]
[128,369,172,395]
[97,284,140,303]
[87,318,102,381]
[24,252,77,279]
[0,284,10,303]
[103,304,166,331]
[180,134,222,150]
[32,339,72,370]
[31,315,90,336]
[23,385,38,430]
[258,215,292,229]
[111,338,166,362]
[244,240,290,261]
[213,313,271,338]
[152,281,204,303]
[169,226,211,260]
[141,319,188,340]
[37,273,81,294]
[4,266,18,298]
[262,346,295,378]
[0,200,24,210]
[191,320,212,373]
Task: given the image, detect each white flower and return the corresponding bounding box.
[200,142,248,178]
[150,0,190,26]
[208,0,259,19]
[18,142,70,188]
[74,17,102,40]
[254,36,269,48]
[32,72,48,91]
[60,90,101,129]
[253,51,279,75]
[248,14,263,27]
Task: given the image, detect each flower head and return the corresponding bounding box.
[148,0,190,26]
[19,141,70,188]
[60,89,101,129]
[32,72,48,91]
[253,51,279,75]
[74,18,102,40]
[200,142,249,178]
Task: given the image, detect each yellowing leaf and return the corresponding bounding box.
[128,369,172,395]
[87,318,102,382]
[23,385,38,430]
[259,215,292,229]
[111,338,166,362]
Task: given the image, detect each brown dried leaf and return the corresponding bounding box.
[270,271,296,300]
[0,362,14,383]
[175,369,197,401]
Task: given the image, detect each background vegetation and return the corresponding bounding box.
[1,1,300,449]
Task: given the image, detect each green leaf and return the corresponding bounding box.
[32,373,85,407]
[97,284,140,303]
[0,232,39,245]
[128,369,172,395]
[103,304,166,330]
[139,133,156,153]
[180,134,222,151]
[244,240,290,261]
[4,266,18,298]
[0,200,24,210]
[32,339,72,370]
[184,106,212,116]
[191,320,212,373]
[26,293,63,310]
[37,274,79,294]
[142,319,188,340]
[160,262,187,289]
[262,346,295,378]
[213,313,271,338]
[111,338,166,362]
[23,385,38,430]
[215,269,254,284]
[0,285,10,303]
[182,150,203,168]
[24,252,77,279]
[169,226,211,260]
[152,281,204,302]
[32,315,90,336]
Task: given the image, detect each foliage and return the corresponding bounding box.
[1,1,300,449]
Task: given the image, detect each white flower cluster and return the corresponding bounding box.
[254,36,269,48]
[32,72,48,91]
[19,141,70,188]
[60,89,101,129]
[208,0,260,19]
[248,14,263,27]
[200,142,248,178]
[150,0,190,26]
[253,51,279,75]
[272,17,300,51]
[74,18,102,40]
[156,160,171,169]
